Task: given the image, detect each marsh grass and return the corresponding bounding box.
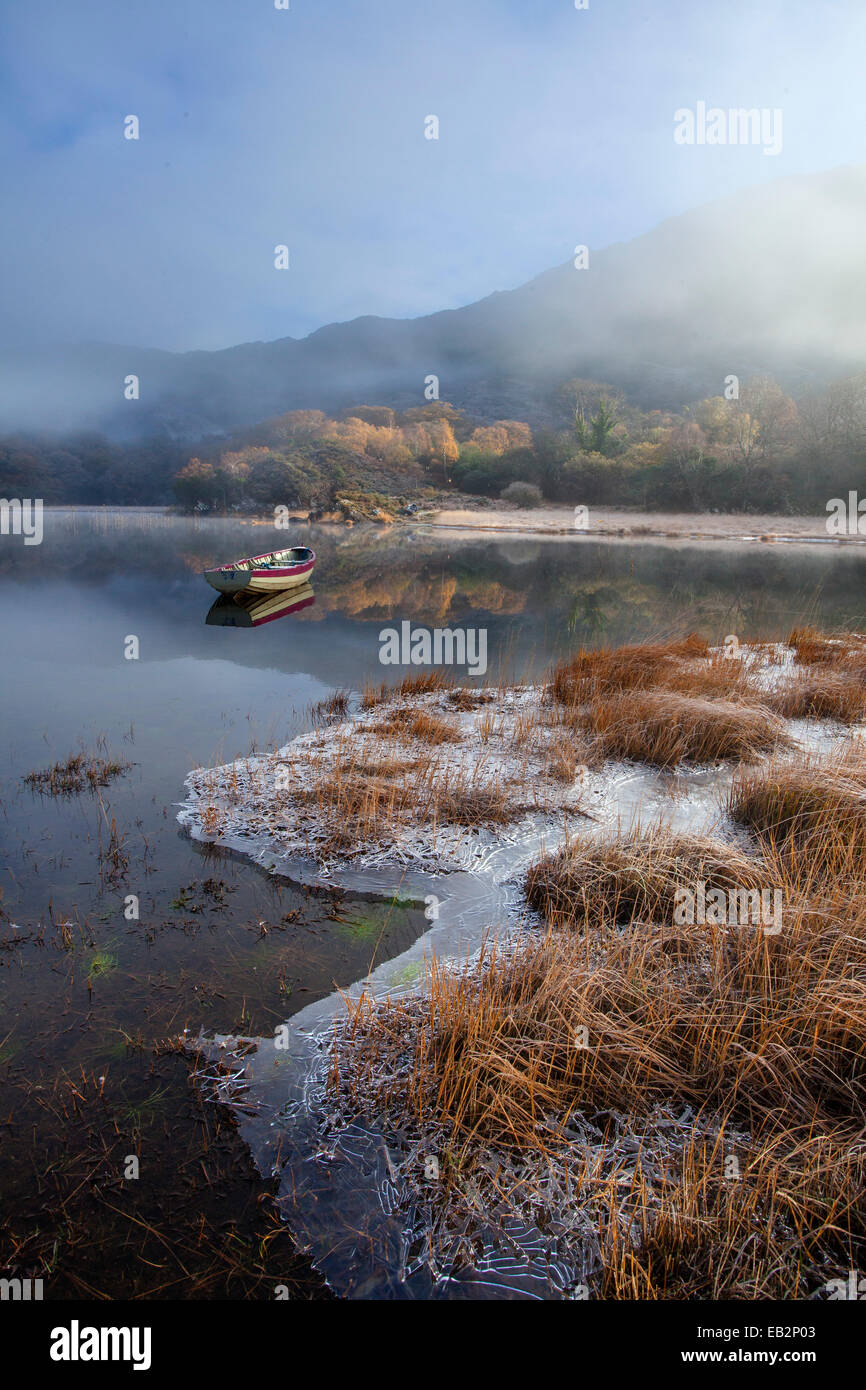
[550,635,710,703]
[766,670,866,723]
[331,827,866,1297]
[525,829,767,928]
[324,629,866,1298]
[311,689,350,725]
[549,637,796,766]
[295,745,526,854]
[578,689,788,766]
[179,628,866,1296]
[361,669,453,709]
[788,626,866,667]
[728,752,866,875]
[373,708,462,745]
[24,750,131,795]
[447,688,495,710]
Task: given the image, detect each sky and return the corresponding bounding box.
[1,0,865,353]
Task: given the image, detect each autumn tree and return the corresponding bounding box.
[173,458,228,511]
[343,405,396,430]
[465,421,532,455]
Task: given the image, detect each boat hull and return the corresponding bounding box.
[204,568,253,595]
[244,562,314,592]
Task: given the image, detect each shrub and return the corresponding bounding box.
[500,481,543,509]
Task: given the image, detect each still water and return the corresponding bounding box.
[1,509,864,1296]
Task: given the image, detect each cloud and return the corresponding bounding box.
[1,0,865,354]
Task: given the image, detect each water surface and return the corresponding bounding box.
[1,510,864,1296]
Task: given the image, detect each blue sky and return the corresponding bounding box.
[1,0,864,351]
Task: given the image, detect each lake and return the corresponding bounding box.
[1,508,864,1298]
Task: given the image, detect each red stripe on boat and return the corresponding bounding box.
[251,560,315,578]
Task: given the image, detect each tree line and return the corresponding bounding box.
[3,372,866,514]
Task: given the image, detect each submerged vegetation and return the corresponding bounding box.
[23,749,131,795]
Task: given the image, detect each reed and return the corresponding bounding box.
[550,634,709,704]
[331,822,866,1296]
[579,689,788,766]
[24,750,131,795]
[728,752,866,874]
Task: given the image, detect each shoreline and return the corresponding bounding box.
[40,503,866,547]
[420,505,866,545]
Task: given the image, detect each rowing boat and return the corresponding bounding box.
[203,545,315,594]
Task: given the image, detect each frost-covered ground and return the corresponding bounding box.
[179,643,857,878]
[181,682,590,874]
[184,642,865,1299]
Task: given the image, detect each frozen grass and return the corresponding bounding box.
[320,631,866,1297]
[578,689,788,766]
[361,669,454,710]
[310,689,350,725]
[330,823,866,1298]
[372,708,462,745]
[728,751,866,876]
[447,688,495,710]
[550,634,709,702]
[184,702,569,868]
[183,630,865,870]
[788,626,866,668]
[550,636,797,766]
[294,752,521,853]
[525,828,767,928]
[186,628,866,1296]
[766,669,866,723]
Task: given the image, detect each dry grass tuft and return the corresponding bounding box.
[311,689,350,724]
[344,755,421,779]
[653,650,758,700]
[374,708,462,745]
[303,630,866,1296]
[579,689,787,766]
[729,753,866,875]
[551,635,709,703]
[545,737,586,784]
[447,688,495,710]
[525,830,765,928]
[361,669,453,709]
[330,821,866,1297]
[788,626,866,683]
[291,745,524,854]
[789,626,849,665]
[297,760,422,851]
[766,669,866,723]
[433,782,516,827]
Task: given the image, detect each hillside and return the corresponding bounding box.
[2,166,865,440]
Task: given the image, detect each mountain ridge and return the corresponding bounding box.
[3,164,864,440]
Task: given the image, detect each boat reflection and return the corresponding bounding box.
[205,582,315,628]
